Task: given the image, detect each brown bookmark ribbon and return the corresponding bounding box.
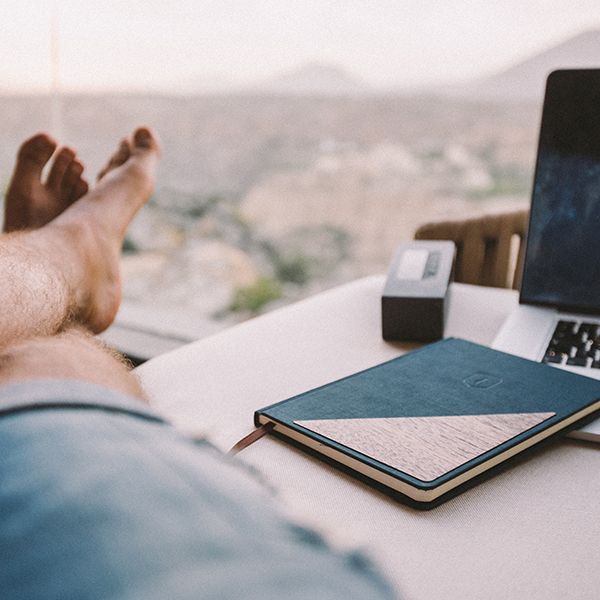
[228,422,276,456]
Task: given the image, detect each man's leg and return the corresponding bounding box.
[0,127,159,348]
[0,128,158,400]
[0,328,145,400]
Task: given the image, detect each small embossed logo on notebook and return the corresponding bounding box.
[463,373,503,389]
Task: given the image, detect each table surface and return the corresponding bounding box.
[137,277,600,600]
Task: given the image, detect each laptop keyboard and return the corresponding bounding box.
[543,320,600,369]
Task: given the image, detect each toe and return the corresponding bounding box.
[114,139,131,165]
[97,139,131,181]
[60,160,84,201]
[133,127,160,153]
[46,147,76,192]
[71,178,89,203]
[14,133,57,182]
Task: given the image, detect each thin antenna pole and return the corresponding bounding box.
[50,0,63,139]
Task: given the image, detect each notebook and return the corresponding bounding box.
[492,70,600,442]
[255,338,600,508]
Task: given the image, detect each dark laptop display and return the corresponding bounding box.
[521,69,600,313]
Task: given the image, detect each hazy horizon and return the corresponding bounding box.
[1,1,600,94]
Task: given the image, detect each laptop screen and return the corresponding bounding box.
[521,69,600,313]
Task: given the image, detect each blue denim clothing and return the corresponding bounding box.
[0,380,395,600]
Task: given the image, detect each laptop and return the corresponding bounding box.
[492,69,600,442]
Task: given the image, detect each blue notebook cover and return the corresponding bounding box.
[255,338,600,507]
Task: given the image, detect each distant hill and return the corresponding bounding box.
[445,29,600,102]
[255,62,369,96]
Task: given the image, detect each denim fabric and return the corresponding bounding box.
[0,380,395,600]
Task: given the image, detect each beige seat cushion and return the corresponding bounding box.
[137,277,599,600]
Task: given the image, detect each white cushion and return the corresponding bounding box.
[137,277,599,600]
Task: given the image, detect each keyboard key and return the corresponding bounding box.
[556,321,576,334]
[567,356,589,367]
[592,360,600,369]
[550,341,576,354]
[579,323,598,337]
[543,351,566,364]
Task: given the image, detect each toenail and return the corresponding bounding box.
[135,129,152,144]
[34,137,52,150]
[19,134,54,157]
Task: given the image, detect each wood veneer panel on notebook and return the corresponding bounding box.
[295,412,555,482]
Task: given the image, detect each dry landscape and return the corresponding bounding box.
[0,93,540,330]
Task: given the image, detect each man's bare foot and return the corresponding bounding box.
[50,127,160,333]
[4,134,89,232]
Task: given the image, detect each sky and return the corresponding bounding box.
[0,0,599,93]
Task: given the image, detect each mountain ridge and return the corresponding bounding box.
[444,29,600,101]
[254,62,368,96]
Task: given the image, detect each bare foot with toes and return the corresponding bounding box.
[6,127,160,334]
[52,127,160,333]
[4,134,89,232]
